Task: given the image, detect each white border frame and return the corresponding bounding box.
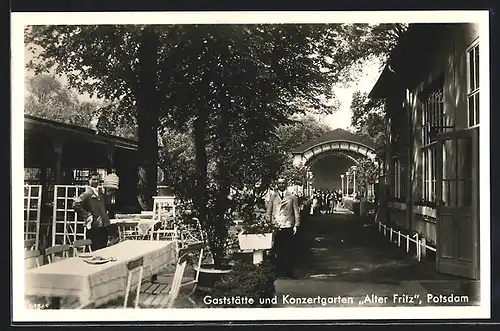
[11,10,490,322]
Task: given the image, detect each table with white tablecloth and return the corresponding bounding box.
[25,240,176,308]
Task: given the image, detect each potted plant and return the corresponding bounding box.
[163,197,230,290]
[237,210,275,264]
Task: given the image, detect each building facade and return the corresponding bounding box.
[370,23,480,279]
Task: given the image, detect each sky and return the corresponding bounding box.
[24,44,383,131]
[318,58,382,130]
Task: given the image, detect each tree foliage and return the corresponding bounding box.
[350,90,386,144]
[25,74,96,128]
[348,158,378,197]
[25,23,406,266]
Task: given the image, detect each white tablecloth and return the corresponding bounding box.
[25,240,176,307]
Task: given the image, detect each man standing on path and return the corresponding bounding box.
[266,177,301,279]
[72,171,112,251]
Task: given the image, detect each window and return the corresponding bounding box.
[418,76,450,203]
[24,168,42,185]
[73,168,107,185]
[421,77,448,145]
[391,156,406,200]
[422,147,437,202]
[467,42,479,126]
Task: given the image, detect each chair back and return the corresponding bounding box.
[45,244,72,263]
[150,221,178,241]
[25,249,41,269]
[73,239,92,256]
[124,256,145,308]
[24,239,35,250]
[179,217,205,248]
[179,242,204,283]
[164,242,204,308]
[167,255,188,308]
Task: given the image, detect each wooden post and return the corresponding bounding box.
[106,145,115,173]
[53,139,64,184]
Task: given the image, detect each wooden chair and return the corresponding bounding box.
[72,239,93,256]
[179,217,204,248]
[25,249,41,269]
[138,242,204,308]
[45,244,72,264]
[123,257,145,309]
[24,239,35,250]
[150,220,178,242]
[117,221,140,242]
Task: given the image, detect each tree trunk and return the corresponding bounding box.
[213,107,235,266]
[192,110,209,242]
[136,26,160,210]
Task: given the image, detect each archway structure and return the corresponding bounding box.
[292,128,378,167]
[292,129,380,194]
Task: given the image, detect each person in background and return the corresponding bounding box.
[337,188,343,209]
[311,194,318,215]
[72,171,112,251]
[328,190,335,213]
[267,177,301,279]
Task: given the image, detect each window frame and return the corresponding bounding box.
[418,75,448,203]
[466,39,480,128]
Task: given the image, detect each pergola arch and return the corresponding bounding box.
[305,149,360,168]
[293,139,377,167]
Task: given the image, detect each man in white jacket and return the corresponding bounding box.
[266,178,300,278]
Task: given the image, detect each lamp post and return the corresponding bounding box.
[352,166,357,197]
[307,171,313,197]
[340,174,344,197]
[345,171,350,196]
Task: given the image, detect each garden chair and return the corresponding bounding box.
[137,242,203,308]
[25,249,41,270]
[45,244,72,264]
[152,241,204,307]
[72,239,93,256]
[123,256,145,309]
[117,221,140,242]
[24,239,36,250]
[179,217,204,248]
[150,219,179,242]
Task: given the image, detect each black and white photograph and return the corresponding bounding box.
[11,11,490,322]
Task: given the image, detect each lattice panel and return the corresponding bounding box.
[52,185,89,246]
[24,185,42,250]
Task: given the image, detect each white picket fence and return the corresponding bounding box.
[377,221,436,262]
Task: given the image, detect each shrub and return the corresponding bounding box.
[209,261,277,308]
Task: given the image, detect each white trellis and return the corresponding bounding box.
[52,185,89,246]
[24,185,42,250]
[151,196,178,242]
